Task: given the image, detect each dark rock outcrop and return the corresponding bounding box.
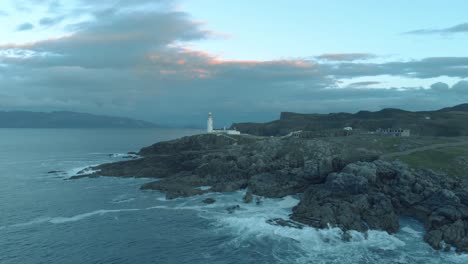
[202,198,216,204]
[226,205,240,214]
[90,134,362,199]
[71,133,468,252]
[243,190,253,203]
[47,170,65,174]
[291,161,468,252]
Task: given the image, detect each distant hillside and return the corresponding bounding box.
[0,111,159,128]
[232,103,468,137]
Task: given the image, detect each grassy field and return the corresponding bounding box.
[324,134,468,178]
[327,134,460,153]
[392,144,468,178]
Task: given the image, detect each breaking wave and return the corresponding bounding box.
[4,188,467,264]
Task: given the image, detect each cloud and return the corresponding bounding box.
[16,22,34,31]
[452,80,468,92]
[347,81,381,88]
[316,53,376,61]
[430,82,450,91]
[1,1,468,125]
[39,16,65,27]
[47,0,62,13]
[323,57,468,79]
[405,22,468,35]
[2,9,211,69]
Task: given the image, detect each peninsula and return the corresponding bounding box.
[71,105,468,253]
[0,111,159,128]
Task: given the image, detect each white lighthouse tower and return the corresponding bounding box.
[207,112,214,133]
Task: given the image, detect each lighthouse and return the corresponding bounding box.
[206,112,241,135]
[207,112,214,133]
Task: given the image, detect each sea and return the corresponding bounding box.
[1,128,467,264]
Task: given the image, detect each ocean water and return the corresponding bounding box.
[1,128,467,264]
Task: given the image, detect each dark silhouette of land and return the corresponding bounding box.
[0,111,159,128]
[233,103,468,137]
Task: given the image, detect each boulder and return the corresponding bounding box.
[202,198,216,204]
[226,205,240,214]
[325,172,369,195]
[248,171,308,198]
[69,133,468,253]
[243,190,253,203]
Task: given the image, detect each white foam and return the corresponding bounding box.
[445,253,468,263]
[3,203,203,230]
[67,164,101,177]
[181,191,414,263]
[48,209,140,224]
[111,194,137,204]
[4,208,143,229]
[401,226,423,238]
[110,153,141,159]
[10,217,52,228]
[4,189,466,263]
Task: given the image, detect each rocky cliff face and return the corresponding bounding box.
[74,133,468,253]
[292,161,468,252]
[90,134,370,198]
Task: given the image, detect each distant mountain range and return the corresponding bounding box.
[0,111,159,128]
[232,103,468,137]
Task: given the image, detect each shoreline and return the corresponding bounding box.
[69,133,468,253]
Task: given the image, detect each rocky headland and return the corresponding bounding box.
[232,103,468,137]
[71,133,468,253]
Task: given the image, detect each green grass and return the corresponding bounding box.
[394,145,468,177]
[328,135,459,153]
[322,135,468,178]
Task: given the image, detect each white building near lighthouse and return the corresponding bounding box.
[206,112,241,135]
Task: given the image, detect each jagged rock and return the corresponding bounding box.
[226,205,240,214]
[202,198,216,204]
[441,220,466,246]
[211,180,248,193]
[325,172,369,195]
[47,170,64,174]
[255,196,262,205]
[266,218,304,229]
[341,162,377,183]
[243,190,253,203]
[248,171,309,198]
[292,160,468,252]
[70,133,468,253]
[425,230,444,250]
[68,174,99,180]
[341,231,352,242]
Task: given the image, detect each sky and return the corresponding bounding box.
[1,0,468,126]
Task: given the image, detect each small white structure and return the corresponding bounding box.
[206,112,241,135]
[343,127,353,131]
[284,130,303,138]
[376,128,411,137]
[207,112,214,133]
